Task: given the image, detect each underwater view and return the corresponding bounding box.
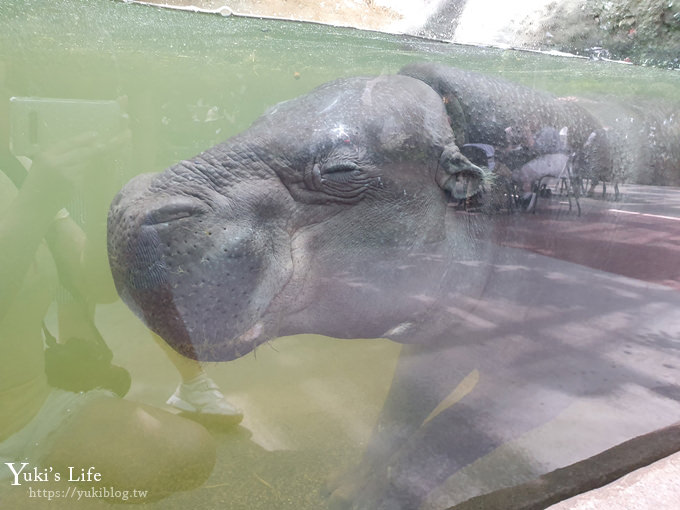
[1,1,680,509]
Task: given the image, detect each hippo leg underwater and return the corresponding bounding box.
[107,64,678,509]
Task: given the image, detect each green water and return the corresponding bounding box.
[1,1,680,509]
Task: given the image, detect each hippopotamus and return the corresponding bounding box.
[107,63,603,361]
[107,63,680,509]
[108,65,496,361]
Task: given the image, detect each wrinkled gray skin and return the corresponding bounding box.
[107,64,671,509]
[108,70,488,362]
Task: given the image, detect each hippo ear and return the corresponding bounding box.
[436,144,487,200]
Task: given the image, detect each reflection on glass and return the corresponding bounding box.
[0,117,216,503]
[1,1,679,509]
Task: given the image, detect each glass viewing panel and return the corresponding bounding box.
[1,1,679,509]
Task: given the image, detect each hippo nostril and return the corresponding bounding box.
[145,201,207,225]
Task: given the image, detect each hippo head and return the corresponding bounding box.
[107,74,485,361]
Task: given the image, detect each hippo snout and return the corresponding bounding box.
[107,171,277,361]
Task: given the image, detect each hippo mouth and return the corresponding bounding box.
[117,242,292,359]
[116,270,279,361]
[108,207,283,362]
[110,216,299,362]
[174,320,271,362]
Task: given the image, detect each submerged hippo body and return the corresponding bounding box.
[108,64,680,509]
